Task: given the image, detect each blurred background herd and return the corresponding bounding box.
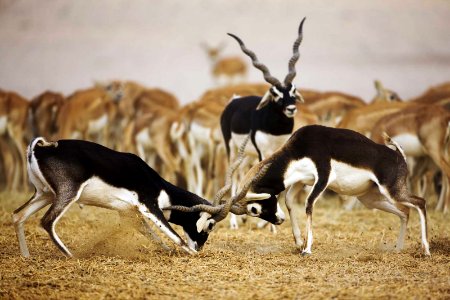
[1,0,449,213]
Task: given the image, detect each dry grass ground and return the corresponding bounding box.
[0,191,449,299]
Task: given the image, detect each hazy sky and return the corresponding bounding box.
[1,0,449,102]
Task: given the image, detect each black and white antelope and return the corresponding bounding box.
[240,125,430,255]
[12,137,216,257]
[220,19,306,229]
[174,125,431,256]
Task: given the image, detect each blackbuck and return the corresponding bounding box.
[246,125,430,255]
[172,125,431,256]
[12,137,218,257]
[220,19,306,229]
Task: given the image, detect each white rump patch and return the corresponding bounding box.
[0,116,7,135]
[87,114,108,134]
[392,134,424,157]
[135,128,152,147]
[190,122,212,144]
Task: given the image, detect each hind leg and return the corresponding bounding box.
[358,188,410,251]
[40,184,86,257]
[396,195,430,255]
[370,183,430,255]
[12,190,53,257]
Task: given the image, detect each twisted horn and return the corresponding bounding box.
[213,134,250,205]
[212,163,272,222]
[228,33,281,87]
[164,204,222,214]
[284,17,306,85]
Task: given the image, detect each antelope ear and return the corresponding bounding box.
[256,91,273,110]
[374,80,384,93]
[196,212,211,233]
[245,192,271,200]
[295,90,305,103]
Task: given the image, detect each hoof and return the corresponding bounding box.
[301,251,311,257]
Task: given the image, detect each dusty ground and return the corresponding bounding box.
[0,191,449,299]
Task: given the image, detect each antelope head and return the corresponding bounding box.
[228,18,306,118]
[164,136,285,233]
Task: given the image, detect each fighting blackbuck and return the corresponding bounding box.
[243,125,430,255]
[172,125,431,256]
[220,18,306,229]
[12,137,219,257]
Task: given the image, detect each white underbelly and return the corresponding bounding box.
[78,177,139,210]
[78,177,172,220]
[283,158,376,196]
[392,133,424,157]
[327,160,376,196]
[283,157,317,187]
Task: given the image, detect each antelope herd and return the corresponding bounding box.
[6,19,449,257]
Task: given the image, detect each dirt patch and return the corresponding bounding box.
[1,192,449,299]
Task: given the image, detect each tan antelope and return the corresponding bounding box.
[371,80,402,104]
[0,89,29,190]
[29,91,66,140]
[304,91,366,127]
[56,86,118,148]
[371,104,450,213]
[128,106,182,184]
[202,42,247,85]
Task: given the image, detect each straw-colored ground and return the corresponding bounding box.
[1,191,449,299]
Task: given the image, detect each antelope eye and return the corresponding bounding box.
[251,207,258,214]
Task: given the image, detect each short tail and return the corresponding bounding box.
[382,132,406,162]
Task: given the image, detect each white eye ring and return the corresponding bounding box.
[204,219,216,233]
[247,203,262,216]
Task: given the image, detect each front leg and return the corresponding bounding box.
[285,184,303,247]
[302,174,329,255]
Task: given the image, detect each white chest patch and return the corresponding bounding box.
[79,177,140,210]
[0,116,7,135]
[327,160,377,196]
[231,133,258,157]
[255,132,291,159]
[157,190,171,220]
[87,114,108,134]
[283,157,317,187]
[392,134,424,157]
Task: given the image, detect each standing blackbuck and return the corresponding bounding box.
[171,125,430,256]
[242,125,430,255]
[12,137,217,257]
[220,18,306,229]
